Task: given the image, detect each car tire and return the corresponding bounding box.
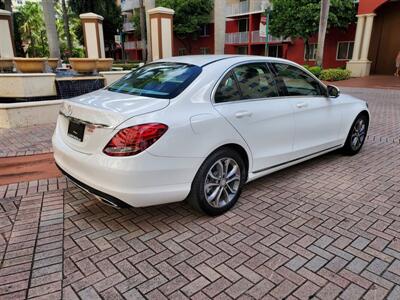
[342,113,369,156]
[187,148,247,216]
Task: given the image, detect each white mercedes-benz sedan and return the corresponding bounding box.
[53,55,370,215]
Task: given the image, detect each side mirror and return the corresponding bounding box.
[327,85,340,98]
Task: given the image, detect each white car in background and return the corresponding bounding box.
[53,55,370,215]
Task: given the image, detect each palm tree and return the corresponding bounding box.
[18,2,46,57]
[42,0,60,58]
[61,0,73,55]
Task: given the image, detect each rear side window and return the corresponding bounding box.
[215,73,241,103]
[233,64,279,99]
[271,63,323,96]
[108,63,202,99]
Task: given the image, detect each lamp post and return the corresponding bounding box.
[264,6,271,57]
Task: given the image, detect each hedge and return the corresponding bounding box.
[305,66,322,78]
[319,68,351,81]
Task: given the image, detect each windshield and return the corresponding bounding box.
[108,62,202,99]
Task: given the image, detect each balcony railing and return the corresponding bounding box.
[121,0,140,12]
[124,40,144,50]
[251,31,291,43]
[225,32,249,44]
[226,0,268,17]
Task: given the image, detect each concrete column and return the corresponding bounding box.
[145,0,156,62]
[214,0,226,54]
[346,13,375,77]
[360,14,375,61]
[351,15,365,61]
[80,13,105,58]
[148,7,174,60]
[0,9,15,58]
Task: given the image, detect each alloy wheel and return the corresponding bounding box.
[350,117,367,151]
[204,158,241,208]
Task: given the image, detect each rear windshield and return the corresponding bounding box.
[108,62,202,99]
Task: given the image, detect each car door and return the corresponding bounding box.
[213,62,295,173]
[270,62,342,158]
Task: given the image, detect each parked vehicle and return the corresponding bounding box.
[53,55,370,215]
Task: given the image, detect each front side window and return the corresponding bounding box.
[233,64,279,99]
[215,73,241,103]
[272,63,323,96]
[108,63,202,99]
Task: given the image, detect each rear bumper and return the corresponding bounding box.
[52,130,200,207]
[56,163,128,208]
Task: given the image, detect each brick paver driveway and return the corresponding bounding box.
[0,87,400,299]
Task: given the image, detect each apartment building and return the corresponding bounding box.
[119,0,399,75]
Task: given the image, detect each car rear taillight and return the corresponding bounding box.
[103,123,168,156]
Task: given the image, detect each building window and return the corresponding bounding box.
[199,24,210,37]
[269,45,283,58]
[178,48,186,56]
[337,41,354,60]
[200,47,210,55]
[304,43,317,61]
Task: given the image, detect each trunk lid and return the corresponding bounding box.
[58,89,169,154]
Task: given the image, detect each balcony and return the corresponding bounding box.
[225,32,249,44]
[251,31,291,43]
[124,40,144,50]
[226,0,269,17]
[121,0,140,12]
[123,22,135,32]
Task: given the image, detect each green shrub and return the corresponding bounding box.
[320,68,351,81]
[307,66,322,78]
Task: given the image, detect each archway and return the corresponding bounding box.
[369,1,400,74]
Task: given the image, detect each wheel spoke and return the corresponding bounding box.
[226,165,238,179]
[207,186,220,203]
[215,186,224,207]
[205,182,219,190]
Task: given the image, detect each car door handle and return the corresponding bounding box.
[235,111,253,118]
[296,102,308,108]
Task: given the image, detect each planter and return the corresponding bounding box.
[0,58,14,72]
[0,100,62,128]
[47,58,59,71]
[69,58,98,73]
[0,73,57,98]
[96,58,114,71]
[14,58,46,73]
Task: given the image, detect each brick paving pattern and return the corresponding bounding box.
[0,124,55,157]
[0,87,399,299]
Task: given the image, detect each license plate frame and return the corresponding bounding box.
[67,120,85,142]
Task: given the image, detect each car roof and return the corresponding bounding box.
[156,55,286,67]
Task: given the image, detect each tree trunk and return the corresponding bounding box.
[61,0,73,56]
[42,0,60,59]
[316,0,330,67]
[305,38,310,62]
[139,0,147,62]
